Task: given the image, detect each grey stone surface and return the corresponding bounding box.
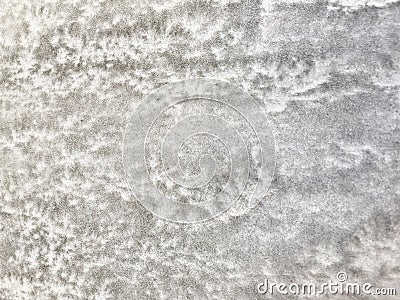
[123,78,275,223]
[0,0,399,299]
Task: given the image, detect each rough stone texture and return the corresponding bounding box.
[0,0,399,299]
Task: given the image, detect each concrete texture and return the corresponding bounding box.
[123,78,276,223]
[0,0,399,299]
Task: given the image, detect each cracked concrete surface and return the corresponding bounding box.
[0,0,399,299]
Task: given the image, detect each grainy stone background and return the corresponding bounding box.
[0,0,399,299]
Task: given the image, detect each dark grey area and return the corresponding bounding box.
[0,0,399,299]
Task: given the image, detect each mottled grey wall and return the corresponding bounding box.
[0,0,399,299]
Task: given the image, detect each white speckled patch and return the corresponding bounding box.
[123,79,275,223]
